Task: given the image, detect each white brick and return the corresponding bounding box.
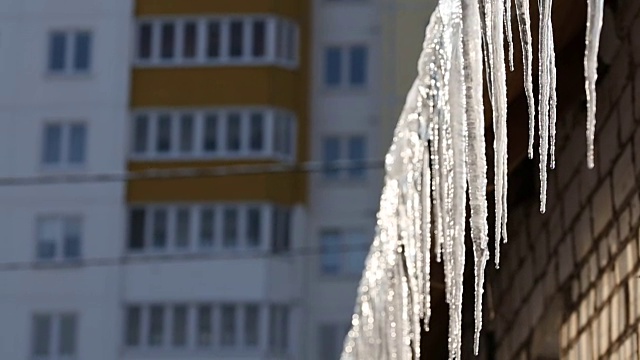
[563,178,582,229]
[599,238,610,269]
[612,146,635,210]
[598,115,620,175]
[611,291,620,340]
[635,71,640,120]
[619,85,635,143]
[559,236,576,284]
[601,6,622,64]
[592,179,613,237]
[574,209,593,262]
[633,12,640,65]
[599,305,611,354]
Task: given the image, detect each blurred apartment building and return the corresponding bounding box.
[0,0,431,359]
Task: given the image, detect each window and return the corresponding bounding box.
[319,324,351,360]
[320,229,369,275]
[126,204,285,254]
[244,305,260,347]
[220,304,236,346]
[31,313,78,358]
[197,304,213,347]
[130,109,295,160]
[222,208,238,248]
[172,305,188,347]
[125,303,263,352]
[135,16,298,67]
[36,216,82,262]
[269,305,289,354]
[271,207,291,254]
[47,30,92,74]
[322,135,368,180]
[246,207,262,248]
[42,122,88,168]
[324,45,369,88]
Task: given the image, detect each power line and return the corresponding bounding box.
[0,159,385,187]
[0,242,374,272]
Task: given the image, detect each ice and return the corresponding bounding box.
[514,0,536,159]
[585,0,604,169]
[341,0,605,358]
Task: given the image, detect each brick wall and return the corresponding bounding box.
[487,2,640,359]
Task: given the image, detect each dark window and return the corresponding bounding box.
[62,218,82,260]
[320,230,341,274]
[128,209,146,250]
[252,20,266,57]
[148,305,164,346]
[286,23,296,61]
[49,32,66,72]
[68,124,87,164]
[244,304,260,346]
[175,208,190,249]
[230,21,244,58]
[183,22,198,59]
[325,47,342,86]
[199,208,215,248]
[322,137,341,178]
[204,114,218,152]
[247,207,261,248]
[249,113,264,151]
[207,22,220,59]
[152,209,168,249]
[133,115,149,154]
[222,208,238,248]
[74,32,91,71]
[156,114,171,153]
[172,305,188,347]
[179,114,194,153]
[272,208,291,253]
[160,23,175,60]
[138,24,153,60]
[220,304,236,346]
[32,314,52,356]
[125,306,141,347]
[59,314,77,356]
[197,305,213,347]
[42,124,62,164]
[347,136,367,178]
[227,113,241,152]
[349,46,368,86]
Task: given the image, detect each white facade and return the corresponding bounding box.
[0,1,128,359]
[305,0,383,359]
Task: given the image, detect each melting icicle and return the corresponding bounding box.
[462,0,489,353]
[585,0,604,169]
[513,0,536,159]
[504,0,515,71]
[342,0,606,358]
[538,0,555,213]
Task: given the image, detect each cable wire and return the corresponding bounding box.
[0,242,373,272]
[0,159,385,186]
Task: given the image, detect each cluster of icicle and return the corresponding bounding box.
[341,0,604,359]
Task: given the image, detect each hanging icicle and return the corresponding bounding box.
[342,0,605,358]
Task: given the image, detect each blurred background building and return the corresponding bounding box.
[0,0,434,359]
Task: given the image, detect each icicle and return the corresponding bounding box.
[549,29,557,169]
[462,0,489,353]
[485,0,509,267]
[504,0,515,71]
[585,0,604,169]
[513,0,535,159]
[342,0,606,358]
[538,0,554,213]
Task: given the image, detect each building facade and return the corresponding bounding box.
[0,0,314,359]
[0,0,132,359]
